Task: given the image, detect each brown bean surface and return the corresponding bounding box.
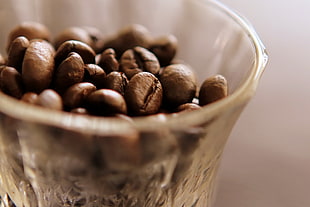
[54,40,96,66]
[53,52,85,93]
[7,36,29,72]
[0,66,24,98]
[159,64,197,107]
[199,74,228,106]
[86,89,127,116]
[22,40,55,93]
[125,72,163,116]
[63,82,97,110]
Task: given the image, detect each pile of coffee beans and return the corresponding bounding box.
[0,22,228,117]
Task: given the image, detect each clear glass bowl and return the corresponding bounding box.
[0,0,268,207]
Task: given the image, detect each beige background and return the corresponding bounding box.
[214,0,310,206]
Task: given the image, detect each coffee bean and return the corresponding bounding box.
[98,48,119,74]
[86,89,127,116]
[21,92,38,104]
[84,64,106,89]
[125,72,162,116]
[103,24,152,57]
[63,82,97,110]
[119,47,160,78]
[133,46,160,75]
[7,36,29,72]
[81,26,105,54]
[36,89,63,110]
[149,34,178,66]
[0,66,24,98]
[1,23,231,118]
[54,40,96,66]
[54,27,93,50]
[176,103,201,112]
[160,64,197,107]
[53,52,85,93]
[22,39,55,93]
[7,21,51,52]
[199,74,228,106]
[103,71,128,96]
[119,49,142,79]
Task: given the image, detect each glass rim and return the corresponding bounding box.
[0,0,268,134]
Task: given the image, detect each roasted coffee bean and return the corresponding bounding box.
[199,74,228,106]
[21,92,38,104]
[119,49,142,79]
[176,103,201,112]
[81,26,105,53]
[98,48,119,74]
[125,72,162,116]
[1,22,231,117]
[160,64,197,107]
[84,64,106,89]
[62,82,97,110]
[54,40,96,66]
[0,66,24,98]
[103,24,152,57]
[133,46,160,75]
[54,27,93,50]
[119,47,160,78]
[103,71,128,96]
[7,22,50,52]
[7,36,29,72]
[36,89,63,110]
[22,39,55,93]
[53,52,85,93]
[149,34,178,66]
[70,107,89,114]
[86,89,127,116]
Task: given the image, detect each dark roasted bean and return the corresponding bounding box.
[160,64,197,107]
[119,47,160,78]
[0,66,24,98]
[22,39,55,93]
[125,72,162,116]
[54,40,96,66]
[103,71,128,96]
[7,21,50,52]
[149,34,178,66]
[133,46,160,75]
[7,36,29,72]
[53,52,85,93]
[81,26,105,54]
[86,89,127,116]
[62,82,97,110]
[84,64,106,89]
[119,49,142,79]
[103,24,152,57]
[54,27,93,50]
[199,74,228,106]
[98,48,119,74]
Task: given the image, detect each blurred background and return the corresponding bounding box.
[215,0,310,206]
